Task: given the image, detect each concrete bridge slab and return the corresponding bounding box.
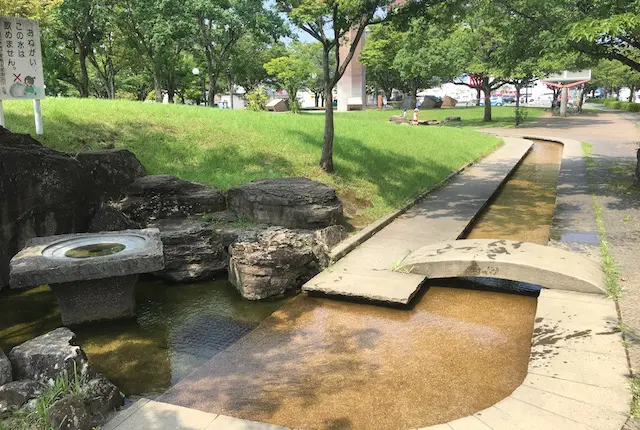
[398,238,605,294]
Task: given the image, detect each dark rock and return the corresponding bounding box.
[8,328,90,382]
[75,149,146,201]
[85,375,124,419]
[0,348,10,386]
[0,380,41,413]
[120,175,226,224]
[228,227,320,300]
[0,128,99,289]
[151,218,265,282]
[227,177,343,229]
[151,219,229,282]
[49,394,91,430]
[88,205,140,232]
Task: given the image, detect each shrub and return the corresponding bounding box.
[603,99,640,111]
[246,86,269,111]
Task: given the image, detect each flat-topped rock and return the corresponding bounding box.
[119,175,226,224]
[227,177,343,229]
[9,229,163,288]
[399,239,605,294]
[9,327,90,381]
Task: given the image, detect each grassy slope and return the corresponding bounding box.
[2,99,536,224]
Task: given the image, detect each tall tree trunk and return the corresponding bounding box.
[629,85,636,102]
[79,48,90,98]
[228,77,234,109]
[107,56,115,99]
[483,87,492,122]
[153,71,162,103]
[314,92,319,107]
[515,85,521,126]
[167,88,175,103]
[476,88,481,106]
[319,46,334,173]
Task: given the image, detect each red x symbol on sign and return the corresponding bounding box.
[13,73,21,82]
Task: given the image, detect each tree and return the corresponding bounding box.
[189,0,285,107]
[52,0,107,97]
[116,0,192,102]
[360,24,403,101]
[225,37,286,97]
[276,0,417,172]
[496,0,640,73]
[264,43,314,112]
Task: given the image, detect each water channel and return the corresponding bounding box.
[0,139,564,428]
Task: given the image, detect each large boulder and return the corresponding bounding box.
[119,175,226,224]
[8,328,90,382]
[228,227,320,300]
[0,380,41,414]
[49,394,91,430]
[313,225,348,267]
[88,205,140,233]
[227,177,343,229]
[75,149,146,201]
[0,348,11,386]
[150,218,264,282]
[0,128,99,289]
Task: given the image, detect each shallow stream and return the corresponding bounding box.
[0,139,564,427]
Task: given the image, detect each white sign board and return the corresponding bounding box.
[0,16,45,100]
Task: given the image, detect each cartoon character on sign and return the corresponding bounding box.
[23,76,36,96]
[9,75,39,98]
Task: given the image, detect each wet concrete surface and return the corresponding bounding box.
[159,289,536,429]
[0,279,289,397]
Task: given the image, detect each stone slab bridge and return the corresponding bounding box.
[398,238,605,295]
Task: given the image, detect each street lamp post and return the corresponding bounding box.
[192,68,206,106]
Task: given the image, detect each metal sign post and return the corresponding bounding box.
[0,16,46,133]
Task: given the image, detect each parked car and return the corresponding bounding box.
[479,96,504,106]
[502,95,516,104]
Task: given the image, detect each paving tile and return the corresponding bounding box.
[102,398,151,430]
[303,269,424,304]
[535,294,619,328]
[114,400,217,430]
[478,398,592,429]
[531,319,624,355]
[528,345,630,390]
[510,385,628,430]
[447,415,492,429]
[205,415,288,429]
[522,374,629,414]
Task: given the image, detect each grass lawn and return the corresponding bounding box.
[2,99,525,226]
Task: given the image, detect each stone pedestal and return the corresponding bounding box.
[336,28,366,112]
[50,275,138,325]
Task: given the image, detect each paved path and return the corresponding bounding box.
[303,137,532,304]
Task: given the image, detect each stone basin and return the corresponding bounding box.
[9,229,164,325]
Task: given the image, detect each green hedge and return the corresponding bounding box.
[603,99,640,112]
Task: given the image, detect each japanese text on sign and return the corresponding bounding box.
[0,16,45,100]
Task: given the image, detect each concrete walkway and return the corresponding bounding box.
[303,137,532,304]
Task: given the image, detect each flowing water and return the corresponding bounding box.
[0,139,564,428]
[0,280,290,397]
